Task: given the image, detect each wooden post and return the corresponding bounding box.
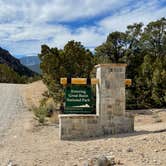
[60,77,131,86]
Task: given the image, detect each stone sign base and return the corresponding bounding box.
[59,113,134,140]
[59,64,134,140]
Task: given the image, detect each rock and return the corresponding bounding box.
[117,149,122,152]
[7,160,13,166]
[7,160,18,166]
[86,155,116,166]
[107,155,116,165]
[161,148,166,151]
[126,147,133,152]
[140,153,145,158]
[141,137,148,141]
[116,159,123,165]
[96,155,109,166]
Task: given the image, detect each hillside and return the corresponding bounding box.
[26,64,41,74]
[0,47,36,77]
[20,56,40,66]
[20,56,41,74]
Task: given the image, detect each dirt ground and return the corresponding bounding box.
[21,80,47,108]
[0,81,165,166]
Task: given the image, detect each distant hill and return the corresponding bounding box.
[27,64,41,74]
[0,47,36,77]
[20,56,40,66]
[20,56,41,74]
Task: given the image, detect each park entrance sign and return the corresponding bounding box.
[65,86,92,114]
[59,64,134,140]
[60,77,98,114]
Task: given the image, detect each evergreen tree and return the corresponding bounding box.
[39,40,94,104]
[0,64,25,83]
[95,17,166,109]
[95,31,128,63]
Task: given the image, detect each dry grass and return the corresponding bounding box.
[20,80,47,108]
[20,80,60,124]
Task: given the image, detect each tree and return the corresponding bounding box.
[39,45,64,102]
[141,17,166,58]
[39,18,166,109]
[94,18,166,109]
[125,23,144,108]
[39,40,94,104]
[0,64,25,83]
[151,57,166,107]
[136,18,166,108]
[95,31,128,63]
[63,40,94,77]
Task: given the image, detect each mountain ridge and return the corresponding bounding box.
[0,47,37,77]
[19,56,41,74]
[20,56,40,66]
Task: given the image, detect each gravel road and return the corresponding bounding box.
[0,83,24,138]
[0,82,166,166]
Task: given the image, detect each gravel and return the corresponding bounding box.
[0,83,24,138]
[0,82,166,166]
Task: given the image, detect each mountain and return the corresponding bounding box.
[0,47,36,77]
[20,56,40,66]
[27,64,41,74]
[20,56,41,74]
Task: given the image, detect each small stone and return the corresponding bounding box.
[154,149,159,152]
[117,149,122,152]
[87,155,112,166]
[126,147,133,152]
[107,155,116,165]
[97,155,109,166]
[153,160,157,163]
[7,160,18,166]
[142,137,148,141]
[115,159,122,165]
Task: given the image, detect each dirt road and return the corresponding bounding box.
[0,82,166,166]
[0,83,25,138]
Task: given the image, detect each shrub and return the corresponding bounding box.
[32,106,48,124]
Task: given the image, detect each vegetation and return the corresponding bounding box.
[0,64,41,83]
[39,17,166,109]
[32,97,57,124]
[0,47,40,83]
[0,64,26,83]
[39,40,94,106]
[32,106,47,124]
[95,18,166,109]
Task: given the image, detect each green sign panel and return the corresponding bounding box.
[64,86,93,114]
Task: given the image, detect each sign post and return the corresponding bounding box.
[60,77,99,114]
[64,85,93,114]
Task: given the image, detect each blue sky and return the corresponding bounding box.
[0,0,166,58]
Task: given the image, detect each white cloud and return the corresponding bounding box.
[0,21,105,55]
[0,0,165,57]
[50,26,105,49]
[99,0,166,32]
[0,0,132,23]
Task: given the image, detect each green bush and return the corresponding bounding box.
[32,106,48,124]
[32,98,57,124]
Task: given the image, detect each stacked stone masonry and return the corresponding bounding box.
[59,64,134,140]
